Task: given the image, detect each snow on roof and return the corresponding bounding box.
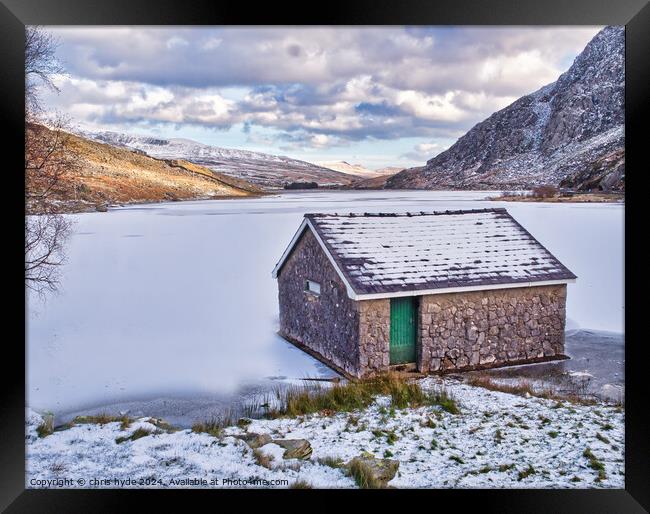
[273,208,576,299]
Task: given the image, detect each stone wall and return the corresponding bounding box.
[357,299,390,375]
[418,284,567,373]
[277,228,361,377]
[278,230,568,377]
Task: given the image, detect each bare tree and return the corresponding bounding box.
[25,27,74,296]
[25,26,64,116]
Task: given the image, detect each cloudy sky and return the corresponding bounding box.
[40,26,602,169]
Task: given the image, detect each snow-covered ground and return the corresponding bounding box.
[26,377,624,489]
[26,191,624,426]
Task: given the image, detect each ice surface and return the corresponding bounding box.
[26,191,624,423]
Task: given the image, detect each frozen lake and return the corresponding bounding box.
[27,191,624,425]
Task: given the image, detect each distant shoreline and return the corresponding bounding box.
[490,192,624,204]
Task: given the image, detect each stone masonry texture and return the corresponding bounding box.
[277,227,567,377]
[278,228,362,377]
[417,285,567,373]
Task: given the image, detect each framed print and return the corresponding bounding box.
[2,0,647,510]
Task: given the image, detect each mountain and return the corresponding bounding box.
[375,166,405,176]
[316,160,394,178]
[386,26,624,191]
[82,131,355,190]
[28,124,262,213]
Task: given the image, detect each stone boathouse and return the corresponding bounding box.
[272,208,576,379]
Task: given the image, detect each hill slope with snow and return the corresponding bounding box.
[316,161,395,178]
[83,131,355,190]
[387,26,624,191]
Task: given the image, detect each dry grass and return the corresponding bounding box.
[115,427,153,444]
[252,448,274,469]
[191,416,231,437]
[71,413,132,429]
[517,464,537,481]
[36,415,54,438]
[289,480,313,489]
[317,456,345,469]
[583,447,607,481]
[267,373,459,418]
[30,123,259,213]
[349,459,383,489]
[466,375,599,405]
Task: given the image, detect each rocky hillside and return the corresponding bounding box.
[387,26,624,192]
[84,131,355,190]
[29,124,262,212]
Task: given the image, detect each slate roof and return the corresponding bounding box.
[273,208,576,299]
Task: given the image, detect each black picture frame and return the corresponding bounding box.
[2,0,646,511]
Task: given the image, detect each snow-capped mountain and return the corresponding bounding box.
[387,26,624,191]
[316,161,378,177]
[82,131,355,189]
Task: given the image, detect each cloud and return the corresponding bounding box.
[41,26,603,148]
[401,141,450,162]
[45,76,236,128]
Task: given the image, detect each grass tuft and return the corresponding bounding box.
[36,415,54,438]
[467,375,598,405]
[115,427,153,444]
[349,459,383,489]
[267,373,458,418]
[317,456,345,469]
[517,464,536,481]
[191,416,232,437]
[289,480,312,489]
[583,447,606,481]
[252,448,274,469]
[72,413,132,427]
[596,433,610,444]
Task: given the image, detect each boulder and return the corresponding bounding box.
[346,454,399,487]
[273,438,313,460]
[235,432,272,449]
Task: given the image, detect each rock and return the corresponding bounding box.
[95,204,108,212]
[385,27,624,192]
[346,454,399,487]
[235,432,272,449]
[273,438,312,460]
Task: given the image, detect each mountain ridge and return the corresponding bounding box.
[82,130,355,190]
[386,26,625,191]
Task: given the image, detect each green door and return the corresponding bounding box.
[389,297,417,364]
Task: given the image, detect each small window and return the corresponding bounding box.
[305,280,321,296]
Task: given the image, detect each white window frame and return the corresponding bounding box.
[305,280,321,296]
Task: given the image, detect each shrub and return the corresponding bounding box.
[531,185,558,198]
